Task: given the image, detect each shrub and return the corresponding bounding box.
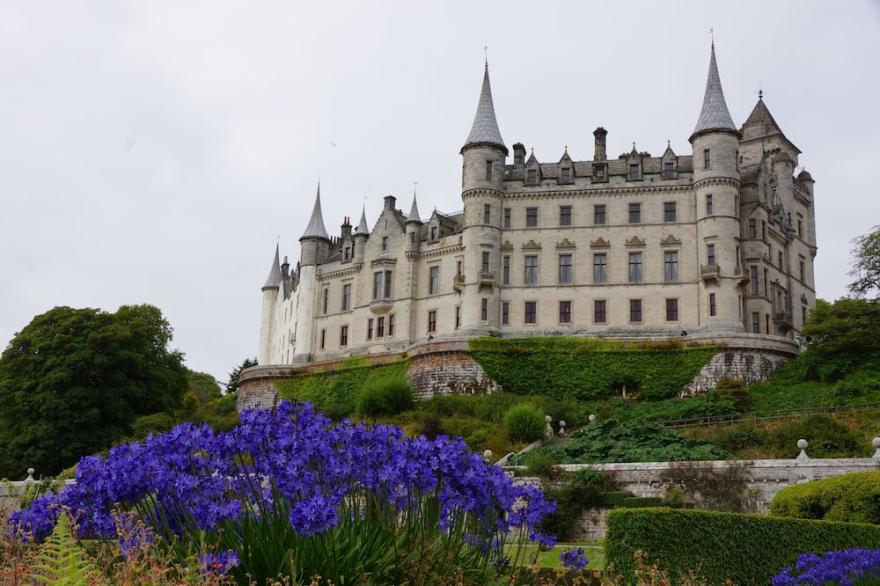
[355,374,413,417]
[524,451,558,479]
[130,413,176,440]
[714,378,750,411]
[771,471,880,524]
[537,469,606,541]
[771,414,864,458]
[605,507,880,585]
[715,423,766,452]
[659,461,755,513]
[505,404,546,443]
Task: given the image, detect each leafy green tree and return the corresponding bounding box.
[0,305,187,478]
[848,225,880,299]
[800,298,880,381]
[186,370,222,403]
[225,357,257,394]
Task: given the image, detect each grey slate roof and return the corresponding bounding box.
[262,243,282,289]
[692,44,738,139]
[406,193,421,223]
[463,64,506,151]
[301,184,329,240]
[356,205,370,235]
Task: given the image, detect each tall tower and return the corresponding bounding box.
[292,184,329,362]
[460,62,507,332]
[690,43,744,331]
[258,243,282,364]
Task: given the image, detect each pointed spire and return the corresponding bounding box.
[301,182,329,240]
[691,43,738,140]
[355,204,370,236]
[526,148,538,165]
[742,96,782,134]
[462,62,507,153]
[262,243,282,289]
[406,188,421,223]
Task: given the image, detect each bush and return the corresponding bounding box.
[130,413,176,440]
[771,471,880,524]
[714,423,765,452]
[505,404,545,443]
[537,469,606,541]
[605,507,880,585]
[714,378,750,411]
[771,414,864,458]
[355,374,413,417]
[524,451,557,479]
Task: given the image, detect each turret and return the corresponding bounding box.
[461,62,507,193]
[690,43,743,332]
[354,204,369,264]
[258,243,282,364]
[292,184,329,363]
[405,190,422,252]
[299,183,330,266]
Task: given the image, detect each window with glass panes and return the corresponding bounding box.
[628,203,641,223]
[377,316,385,337]
[559,205,572,226]
[707,244,716,266]
[481,251,490,273]
[502,255,510,285]
[628,252,643,282]
[427,310,437,333]
[524,255,538,285]
[629,299,642,322]
[594,204,606,225]
[501,302,510,325]
[524,301,537,324]
[664,201,676,222]
[367,318,373,340]
[503,208,511,228]
[340,325,348,346]
[429,265,439,295]
[666,298,678,321]
[664,251,679,281]
[706,194,713,215]
[481,298,488,321]
[594,300,607,323]
[483,203,491,223]
[709,293,717,316]
[558,254,573,284]
[593,253,607,283]
[342,283,351,310]
[526,207,538,227]
[388,314,395,336]
[559,301,571,323]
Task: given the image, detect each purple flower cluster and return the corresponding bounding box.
[199,550,240,575]
[11,401,555,556]
[560,547,589,571]
[773,548,880,586]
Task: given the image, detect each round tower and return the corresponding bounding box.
[293,185,329,362]
[354,204,369,264]
[258,243,282,365]
[690,43,744,332]
[459,62,507,333]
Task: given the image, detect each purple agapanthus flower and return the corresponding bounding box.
[772,548,880,586]
[560,546,589,571]
[199,550,240,575]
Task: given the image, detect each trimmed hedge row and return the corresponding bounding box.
[469,337,718,401]
[273,358,410,419]
[771,471,880,524]
[605,507,880,585]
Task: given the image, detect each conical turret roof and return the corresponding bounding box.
[301,183,329,240]
[462,63,506,153]
[262,243,282,289]
[406,191,421,223]
[355,204,370,235]
[691,44,738,140]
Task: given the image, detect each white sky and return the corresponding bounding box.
[1,1,878,381]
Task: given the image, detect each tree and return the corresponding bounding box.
[800,298,880,381]
[186,370,222,404]
[0,305,188,478]
[225,358,257,394]
[848,225,880,299]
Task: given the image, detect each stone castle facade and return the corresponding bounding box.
[256,44,817,367]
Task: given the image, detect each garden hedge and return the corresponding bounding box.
[605,507,880,585]
[273,358,410,419]
[770,471,880,524]
[469,337,717,401]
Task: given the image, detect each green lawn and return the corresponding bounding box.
[510,542,605,570]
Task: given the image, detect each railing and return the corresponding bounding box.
[700,264,721,280]
[478,271,496,288]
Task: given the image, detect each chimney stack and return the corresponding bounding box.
[513,143,526,168]
[383,195,397,212]
[593,127,608,161]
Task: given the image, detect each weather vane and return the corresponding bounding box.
[483,45,488,64]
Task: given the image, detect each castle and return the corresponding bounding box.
[256,44,817,368]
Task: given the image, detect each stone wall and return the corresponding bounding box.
[681,350,789,397]
[407,345,500,399]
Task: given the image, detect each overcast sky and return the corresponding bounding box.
[1,1,878,381]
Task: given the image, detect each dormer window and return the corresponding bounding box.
[628,164,640,180]
[663,162,675,178]
[560,167,571,183]
[527,168,537,184]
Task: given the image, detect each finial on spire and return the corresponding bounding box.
[710,26,714,47]
[667,139,671,147]
[407,186,421,223]
[483,45,488,66]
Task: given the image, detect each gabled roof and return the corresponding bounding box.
[691,44,738,140]
[301,183,329,240]
[462,63,506,153]
[559,146,572,163]
[662,140,676,158]
[742,97,781,133]
[526,149,538,165]
[355,205,370,236]
[262,243,282,289]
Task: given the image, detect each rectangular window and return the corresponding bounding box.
[748,218,757,239]
[663,161,675,178]
[560,167,571,182]
[751,312,761,333]
[320,329,326,350]
[455,306,461,329]
[594,300,607,323]
[456,259,462,276]
[594,204,606,225]
[666,298,679,321]
[524,255,538,285]
[429,265,440,295]
[427,310,437,333]
[481,298,488,321]
[377,316,385,337]
[503,208,511,228]
[628,163,640,179]
[764,268,768,298]
[384,270,392,299]
[481,251,490,273]
[485,160,493,181]
[502,255,510,285]
[410,231,415,243]
[501,302,510,326]
[322,288,329,315]
[593,253,607,283]
[709,293,717,317]
[382,236,388,251]
[430,226,437,240]
[664,251,679,281]
[762,220,767,240]
[527,168,537,183]
[628,252,643,283]
[344,246,350,260]
[526,207,538,227]
[388,314,395,336]
[778,251,783,268]
[703,148,710,169]
[707,243,716,267]
[706,194,714,215]
[559,205,572,226]
[342,283,351,311]
[483,203,491,224]
[559,301,571,323]
[367,318,373,340]
[340,325,348,347]
[800,256,806,281]
[524,301,537,324]
[628,202,641,224]
[664,201,677,222]
[750,266,759,295]
[558,254,573,284]
[797,214,804,238]
[802,306,807,325]
[373,272,382,300]
[629,299,642,322]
